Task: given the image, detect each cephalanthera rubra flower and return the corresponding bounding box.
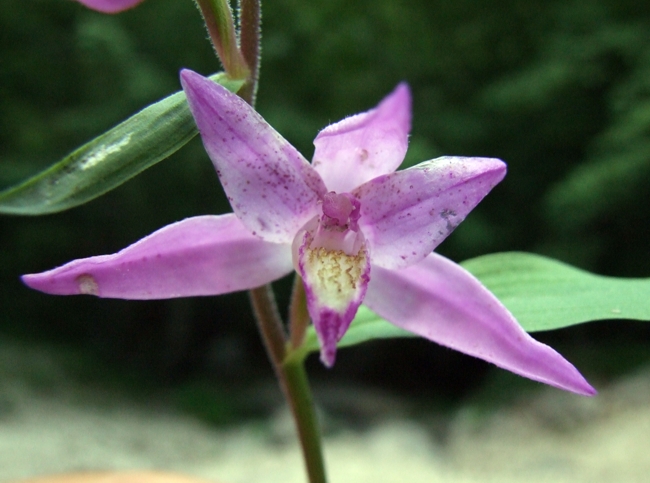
[24,70,595,395]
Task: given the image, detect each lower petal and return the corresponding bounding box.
[364,252,596,396]
[296,231,371,367]
[23,214,293,299]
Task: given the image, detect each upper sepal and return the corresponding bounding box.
[181,69,327,244]
[312,83,412,193]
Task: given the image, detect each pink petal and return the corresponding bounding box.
[181,70,327,244]
[364,253,596,396]
[22,215,293,299]
[312,83,411,193]
[295,228,371,367]
[354,156,506,270]
[76,0,145,13]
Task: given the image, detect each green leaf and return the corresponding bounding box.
[0,73,244,215]
[461,251,650,331]
[302,305,411,355]
[303,252,650,355]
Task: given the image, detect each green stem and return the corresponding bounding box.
[237,4,326,481]
[249,285,286,366]
[251,284,328,483]
[194,0,249,79]
[289,275,310,350]
[237,0,261,105]
[281,352,328,483]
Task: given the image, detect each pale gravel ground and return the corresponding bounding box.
[1,340,649,483]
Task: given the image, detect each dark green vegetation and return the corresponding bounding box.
[1,0,649,404]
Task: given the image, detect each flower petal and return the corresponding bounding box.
[364,253,596,396]
[295,229,371,367]
[312,83,411,193]
[22,215,293,299]
[181,70,327,244]
[354,156,506,270]
[76,0,145,13]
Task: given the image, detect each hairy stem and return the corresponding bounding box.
[240,4,326,481]
[194,0,249,79]
[289,274,310,350]
[250,285,329,483]
[281,353,328,483]
[249,285,286,366]
[237,0,261,104]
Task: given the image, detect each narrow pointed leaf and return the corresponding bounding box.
[303,251,650,354]
[461,251,650,331]
[0,73,244,215]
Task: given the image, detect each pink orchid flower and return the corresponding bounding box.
[23,70,595,395]
[75,0,146,13]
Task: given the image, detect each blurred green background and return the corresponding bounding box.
[1,0,650,417]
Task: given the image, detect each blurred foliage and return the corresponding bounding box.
[1,0,650,397]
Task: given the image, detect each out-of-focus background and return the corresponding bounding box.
[1,0,650,481]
